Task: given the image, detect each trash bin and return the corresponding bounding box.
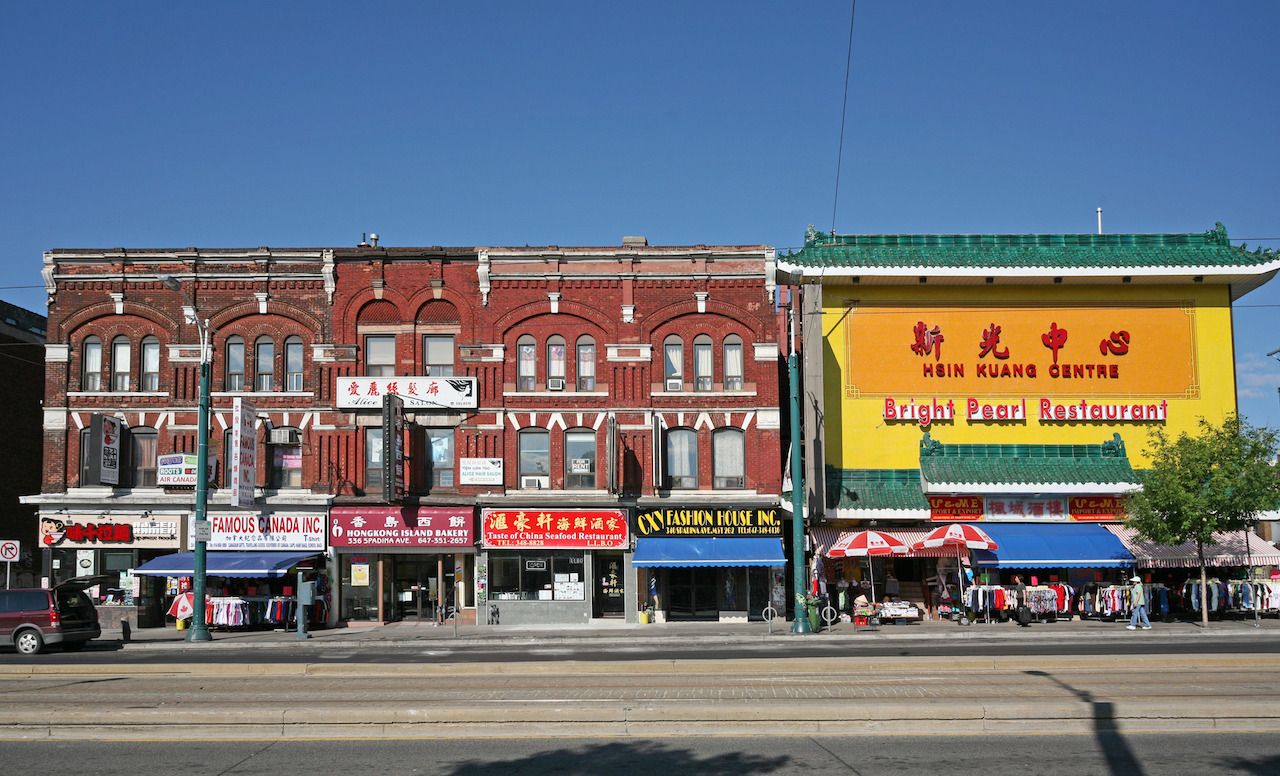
[639,610,650,625]
[808,606,821,632]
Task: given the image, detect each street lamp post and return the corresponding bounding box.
[788,302,812,635]
[159,275,213,642]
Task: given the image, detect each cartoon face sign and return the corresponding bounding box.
[40,517,66,546]
[102,420,117,447]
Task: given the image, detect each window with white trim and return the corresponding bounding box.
[365,335,396,377]
[140,336,161,392]
[564,429,596,489]
[693,335,713,392]
[576,336,596,391]
[665,428,697,489]
[81,336,102,392]
[723,335,744,390]
[285,336,304,391]
[423,335,454,377]
[516,335,536,391]
[713,428,745,489]
[225,336,245,391]
[254,337,274,392]
[111,337,131,391]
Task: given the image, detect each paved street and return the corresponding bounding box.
[6,735,1280,775]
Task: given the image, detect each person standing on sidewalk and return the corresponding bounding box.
[1127,575,1152,630]
[1012,575,1030,627]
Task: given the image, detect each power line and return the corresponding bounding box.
[829,0,858,236]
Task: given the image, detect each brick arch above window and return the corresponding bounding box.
[640,300,770,342]
[415,299,460,325]
[356,299,401,325]
[59,303,180,341]
[207,300,324,336]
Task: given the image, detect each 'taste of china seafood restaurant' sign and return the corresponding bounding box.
[634,507,782,537]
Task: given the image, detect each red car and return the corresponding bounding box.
[0,578,103,655]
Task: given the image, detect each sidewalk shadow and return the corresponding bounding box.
[1221,754,1280,774]
[1025,670,1145,776]
[443,740,789,776]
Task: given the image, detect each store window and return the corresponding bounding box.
[269,429,302,489]
[81,336,102,391]
[518,429,550,488]
[140,336,161,391]
[285,336,304,391]
[130,428,158,487]
[426,428,454,488]
[111,336,131,391]
[225,336,245,391]
[665,428,698,489]
[516,335,536,391]
[254,337,275,392]
[576,336,596,391]
[663,335,683,390]
[365,335,396,376]
[546,335,566,389]
[564,429,596,490]
[713,428,746,489]
[365,427,384,494]
[423,335,454,377]
[489,552,585,601]
[693,334,713,391]
[723,334,744,390]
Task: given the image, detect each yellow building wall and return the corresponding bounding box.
[822,284,1237,470]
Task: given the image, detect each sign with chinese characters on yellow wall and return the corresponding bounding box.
[845,302,1198,398]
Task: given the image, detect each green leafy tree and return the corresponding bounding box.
[1126,415,1280,628]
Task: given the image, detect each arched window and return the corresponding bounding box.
[546,335,566,390]
[665,428,697,489]
[516,335,537,391]
[576,336,596,391]
[285,336,304,391]
[713,428,745,489]
[140,336,161,392]
[518,429,550,487]
[564,428,596,489]
[254,337,275,391]
[111,336,131,391]
[81,336,102,392]
[723,335,744,391]
[129,428,157,487]
[693,334,713,392]
[225,336,245,391]
[663,335,683,391]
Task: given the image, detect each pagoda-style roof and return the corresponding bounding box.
[918,433,1140,495]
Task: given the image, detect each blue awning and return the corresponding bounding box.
[632,537,786,568]
[133,551,321,578]
[970,523,1134,569]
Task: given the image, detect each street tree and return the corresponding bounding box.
[1126,415,1280,628]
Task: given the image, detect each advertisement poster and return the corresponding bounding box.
[459,458,503,485]
[230,397,257,507]
[99,415,121,486]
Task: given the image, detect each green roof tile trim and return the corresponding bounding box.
[825,467,929,511]
[783,223,1280,270]
[918,433,1139,485]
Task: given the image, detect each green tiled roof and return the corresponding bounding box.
[826,467,929,511]
[919,433,1139,485]
[784,223,1278,271]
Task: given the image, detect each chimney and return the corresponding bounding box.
[622,235,648,247]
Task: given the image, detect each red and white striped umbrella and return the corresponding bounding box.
[910,523,999,551]
[828,530,910,558]
[167,592,194,620]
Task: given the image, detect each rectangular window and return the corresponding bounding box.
[82,341,102,392]
[547,342,566,380]
[270,445,303,489]
[724,342,744,390]
[141,340,160,391]
[226,340,245,391]
[666,429,697,489]
[694,342,713,391]
[517,341,536,391]
[423,336,454,377]
[130,431,157,487]
[518,431,550,484]
[713,431,746,489]
[488,551,586,601]
[664,343,683,379]
[365,335,396,377]
[426,428,454,488]
[365,427,384,493]
[576,342,595,391]
[564,430,596,490]
[255,340,274,392]
[286,340,304,391]
[112,340,131,391]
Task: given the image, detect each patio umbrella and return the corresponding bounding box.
[910,524,999,614]
[828,530,909,604]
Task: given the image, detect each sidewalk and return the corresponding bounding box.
[99,613,1280,650]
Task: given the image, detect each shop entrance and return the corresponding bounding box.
[393,556,455,621]
[666,567,718,620]
[593,552,625,618]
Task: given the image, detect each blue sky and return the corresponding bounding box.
[2,2,1277,426]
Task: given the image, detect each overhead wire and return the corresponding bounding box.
[829,0,857,236]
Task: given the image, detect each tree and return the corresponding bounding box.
[1126,415,1280,628]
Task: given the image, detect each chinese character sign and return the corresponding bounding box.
[481,509,628,549]
[336,377,478,410]
[98,415,121,485]
[329,507,474,548]
[230,397,257,507]
[983,497,1069,522]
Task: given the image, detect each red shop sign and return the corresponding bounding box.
[480,508,628,549]
[929,495,984,521]
[1069,496,1126,521]
[330,507,474,548]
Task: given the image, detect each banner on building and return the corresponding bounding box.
[928,495,984,521]
[382,393,405,503]
[230,397,257,507]
[157,453,215,487]
[190,512,325,551]
[336,377,478,410]
[1070,496,1127,521]
[41,512,183,549]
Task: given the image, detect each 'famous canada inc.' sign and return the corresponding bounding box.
[188,512,326,551]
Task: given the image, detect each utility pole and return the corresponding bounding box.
[789,299,811,635]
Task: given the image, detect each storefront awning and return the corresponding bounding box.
[969,523,1135,569]
[1104,525,1280,569]
[133,551,321,578]
[632,538,785,568]
[812,527,972,559]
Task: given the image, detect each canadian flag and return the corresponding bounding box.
[167,592,195,620]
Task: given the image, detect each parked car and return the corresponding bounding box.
[0,578,103,655]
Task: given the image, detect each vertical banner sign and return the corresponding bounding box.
[230,397,257,507]
[98,417,122,484]
[382,393,405,503]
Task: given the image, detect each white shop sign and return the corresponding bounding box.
[459,457,503,485]
[336,376,478,410]
[189,512,325,551]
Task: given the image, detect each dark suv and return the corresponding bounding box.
[0,580,102,655]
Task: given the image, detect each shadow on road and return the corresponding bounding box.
[1222,754,1280,774]
[442,740,790,775]
[1025,670,1145,776]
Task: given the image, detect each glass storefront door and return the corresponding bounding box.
[340,555,380,622]
[593,552,625,617]
[393,556,455,621]
[666,567,719,620]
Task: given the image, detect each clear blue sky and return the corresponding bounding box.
[2,2,1278,427]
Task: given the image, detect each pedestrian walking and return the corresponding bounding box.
[1012,574,1031,627]
[1127,575,1152,630]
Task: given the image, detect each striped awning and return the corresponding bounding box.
[812,527,968,559]
[1104,525,1280,569]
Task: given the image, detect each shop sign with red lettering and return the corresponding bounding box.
[481,508,628,549]
[40,513,182,549]
[330,507,474,548]
[984,497,1070,522]
[928,496,983,521]
[1070,496,1127,521]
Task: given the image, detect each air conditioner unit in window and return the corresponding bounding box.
[547,378,565,391]
[268,428,299,445]
[520,476,549,489]
[665,378,683,392]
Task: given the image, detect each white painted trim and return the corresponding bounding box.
[655,389,758,398]
[503,390,610,398]
[923,481,1142,495]
[43,409,67,430]
[752,342,779,362]
[605,344,651,362]
[739,411,756,430]
[755,409,780,429]
[45,344,69,363]
[67,391,170,398]
[777,256,1280,280]
[211,391,314,398]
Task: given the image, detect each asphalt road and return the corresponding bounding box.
[6,735,1279,775]
[3,634,1278,664]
